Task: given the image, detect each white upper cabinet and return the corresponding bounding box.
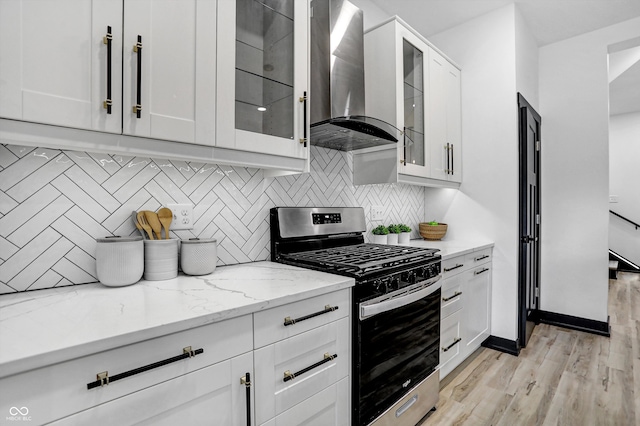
[122,0,216,145]
[361,16,462,188]
[216,0,309,160]
[0,0,123,134]
[428,49,462,183]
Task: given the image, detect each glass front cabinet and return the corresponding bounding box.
[217,0,309,162]
[363,16,462,187]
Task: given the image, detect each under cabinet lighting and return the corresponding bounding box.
[257,107,267,112]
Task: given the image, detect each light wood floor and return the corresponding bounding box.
[426,271,640,426]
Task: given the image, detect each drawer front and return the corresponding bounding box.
[270,377,350,426]
[439,310,462,379]
[0,315,253,425]
[254,317,349,425]
[253,289,350,348]
[467,247,492,265]
[51,352,254,426]
[441,273,464,318]
[441,254,468,278]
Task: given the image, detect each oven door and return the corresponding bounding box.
[355,277,441,426]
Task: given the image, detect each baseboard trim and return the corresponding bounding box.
[481,335,520,356]
[538,310,611,337]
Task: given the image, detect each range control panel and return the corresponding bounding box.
[312,213,342,225]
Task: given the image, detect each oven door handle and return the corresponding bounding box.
[360,277,442,320]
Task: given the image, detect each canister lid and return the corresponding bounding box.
[96,236,143,243]
[181,238,217,244]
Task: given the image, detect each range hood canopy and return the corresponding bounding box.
[310,0,399,151]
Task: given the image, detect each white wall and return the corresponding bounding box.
[426,4,521,342]
[539,17,640,322]
[349,0,390,30]
[609,112,640,266]
[515,7,539,110]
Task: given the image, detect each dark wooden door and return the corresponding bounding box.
[518,93,541,348]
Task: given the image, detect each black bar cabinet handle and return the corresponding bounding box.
[283,353,337,382]
[442,291,462,302]
[241,372,251,426]
[299,91,307,147]
[284,304,338,326]
[474,255,490,262]
[103,26,113,114]
[87,347,203,390]
[443,264,463,273]
[450,143,454,175]
[442,338,461,352]
[475,267,490,275]
[133,35,142,118]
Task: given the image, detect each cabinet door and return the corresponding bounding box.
[216,0,308,159]
[446,61,462,182]
[397,25,429,178]
[122,0,216,145]
[428,50,462,182]
[0,0,122,133]
[439,309,463,380]
[463,264,491,354]
[51,352,254,426]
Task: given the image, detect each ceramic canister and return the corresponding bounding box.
[180,238,217,276]
[143,239,179,281]
[95,236,144,287]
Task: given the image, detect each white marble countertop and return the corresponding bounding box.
[408,238,494,259]
[0,261,354,378]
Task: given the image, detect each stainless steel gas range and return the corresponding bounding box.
[270,207,442,426]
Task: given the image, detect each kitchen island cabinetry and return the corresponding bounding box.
[438,247,492,379]
[357,16,461,188]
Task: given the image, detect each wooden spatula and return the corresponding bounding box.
[143,210,163,240]
[157,207,173,239]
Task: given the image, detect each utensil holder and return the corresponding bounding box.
[143,239,179,280]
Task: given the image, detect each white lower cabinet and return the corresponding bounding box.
[253,288,351,425]
[439,247,492,380]
[0,315,253,425]
[0,289,352,425]
[51,351,253,426]
[260,377,350,426]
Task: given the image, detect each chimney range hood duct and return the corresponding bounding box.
[310,0,400,151]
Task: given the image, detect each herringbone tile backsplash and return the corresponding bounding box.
[0,144,424,293]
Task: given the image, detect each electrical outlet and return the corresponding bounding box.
[371,205,384,221]
[167,203,194,230]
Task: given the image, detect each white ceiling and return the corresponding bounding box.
[370,0,640,115]
[369,0,640,47]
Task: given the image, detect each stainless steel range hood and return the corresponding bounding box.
[310,0,400,151]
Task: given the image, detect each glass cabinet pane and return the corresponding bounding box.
[236,0,295,139]
[402,39,425,166]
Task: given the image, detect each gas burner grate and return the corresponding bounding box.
[280,243,438,275]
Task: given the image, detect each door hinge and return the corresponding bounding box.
[535,287,540,298]
[536,214,540,225]
[536,140,540,151]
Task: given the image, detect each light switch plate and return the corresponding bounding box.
[167,203,194,230]
[609,195,619,203]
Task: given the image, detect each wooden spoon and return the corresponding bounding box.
[137,211,155,240]
[157,207,173,239]
[143,210,163,240]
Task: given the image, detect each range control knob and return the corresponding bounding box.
[389,276,400,291]
[373,279,386,294]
